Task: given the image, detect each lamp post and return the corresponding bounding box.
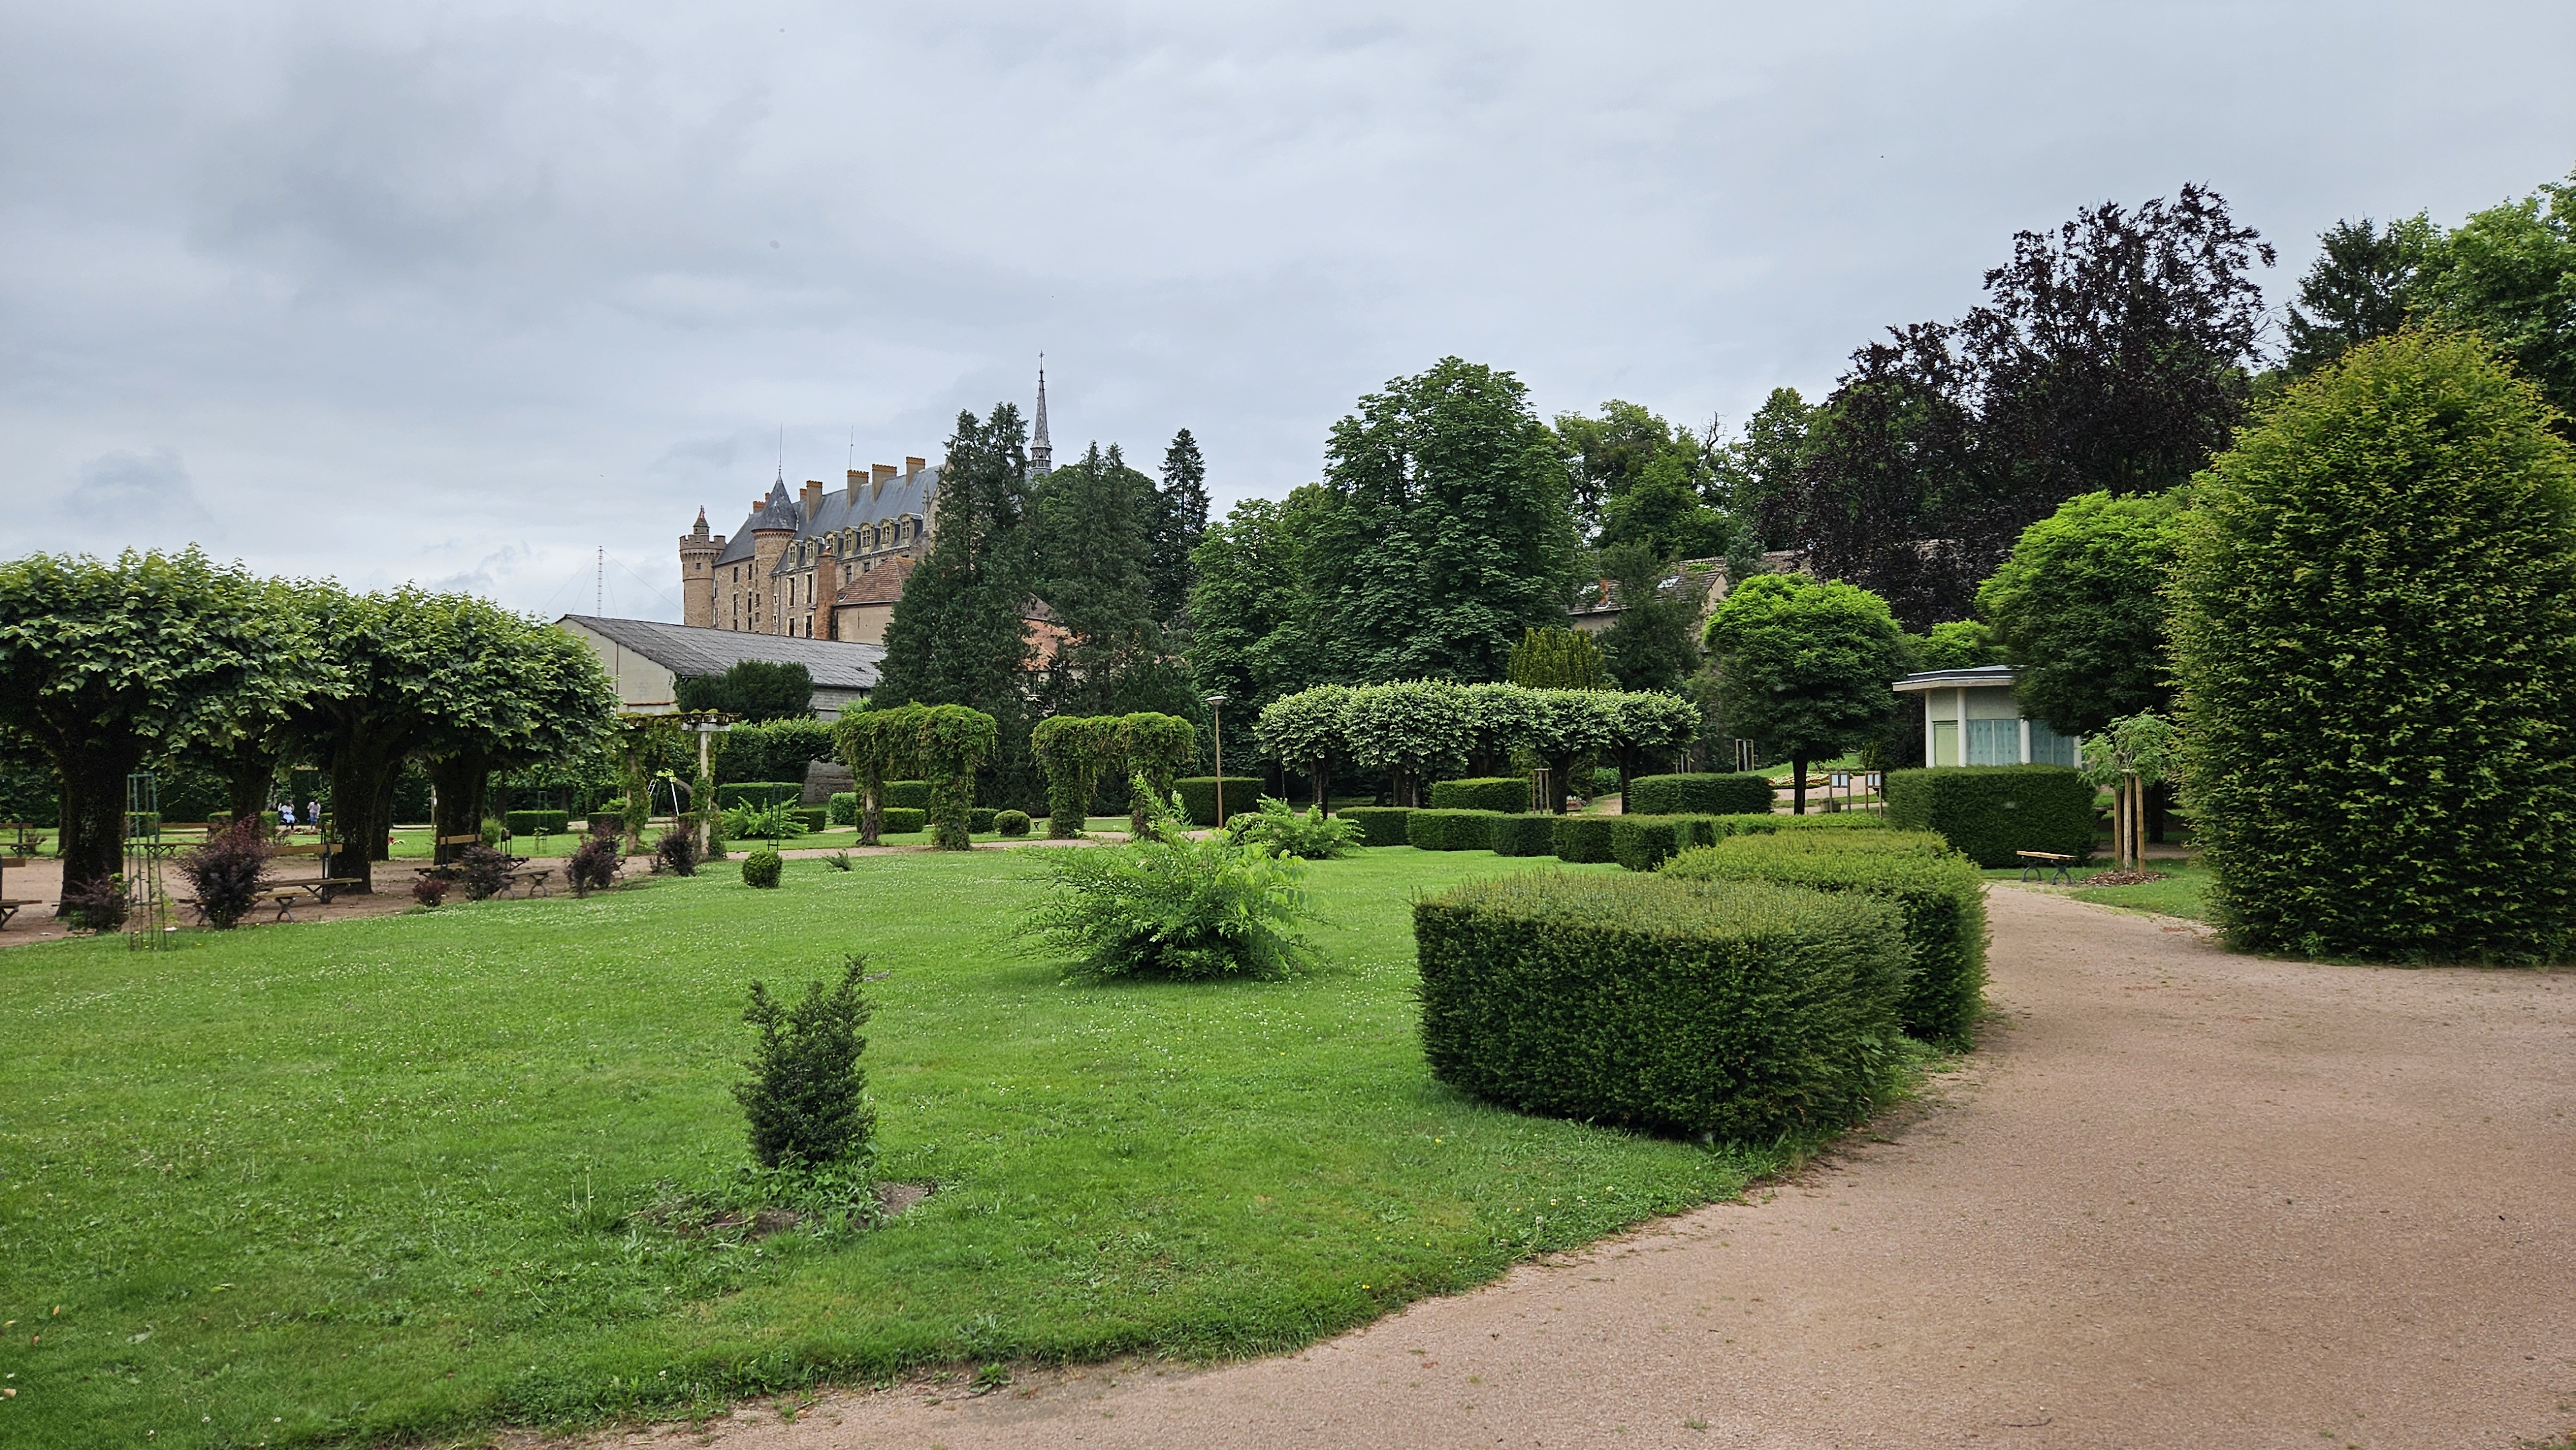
[1204,694,1228,829]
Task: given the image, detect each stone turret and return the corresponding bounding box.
[679,508,723,627]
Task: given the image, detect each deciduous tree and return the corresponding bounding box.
[1703,574,1909,813]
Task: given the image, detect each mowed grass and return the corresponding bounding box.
[0,847,1802,1448]
[1984,859,2213,921]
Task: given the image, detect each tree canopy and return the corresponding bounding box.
[1555,400,1733,560]
[1975,489,2184,737]
[674,659,813,721]
[1703,574,1908,812]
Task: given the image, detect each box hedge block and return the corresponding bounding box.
[1625,773,1777,816]
[1884,766,2095,868]
[1408,808,1503,851]
[1176,775,1265,827]
[1415,872,1908,1139]
[884,780,931,812]
[1430,776,1531,813]
[502,809,569,836]
[1492,814,1558,858]
[1551,814,1618,863]
[1340,806,1412,848]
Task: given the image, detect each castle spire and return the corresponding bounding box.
[1031,355,1053,476]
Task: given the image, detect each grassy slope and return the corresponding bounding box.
[0,848,1796,1448]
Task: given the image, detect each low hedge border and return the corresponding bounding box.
[1176,776,1265,827]
[1551,815,1617,863]
[1664,833,1988,1048]
[1409,809,1504,851]
[884,780,931,812]
[502,809,569,836]
[1609,814,1707,872]
[1430,777,1531,813]
[1340,806,1412,848]
[1884,766,2094,868]
[1492,814,1558,857]
[876,807,927,834]
[1416,871,1909,1140]
[1625,773,1777,816]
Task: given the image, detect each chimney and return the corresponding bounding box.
[846,467,866,503]
[872,462,896,499]
[905,455,927,480]
[800,479,824,518]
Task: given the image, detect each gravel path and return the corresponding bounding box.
[576,885,2576,1450]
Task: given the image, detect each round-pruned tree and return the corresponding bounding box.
[2172,330,2576,961]
[1703,574,1909,814]
[1976,489,2184,738]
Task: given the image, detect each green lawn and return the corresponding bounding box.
[0,846,1824,1448]
[1984,858,2213,921]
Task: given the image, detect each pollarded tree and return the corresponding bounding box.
[0,549,314,906]
[421,600,620,858]
[1604,692,1702,811]
[1703,574,1909,814]
[2172,330,2576,961]
[1342,680,1474,807]
[1253,683,1352,811]
[1975,489,2184,737]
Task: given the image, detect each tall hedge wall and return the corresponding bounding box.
[1176,775,1264,827]
[1408,809,1502,851]
[715,782,802,809]
[1416,872,1908,1140]
[714,719,837,786]
[1339,806,1412,847]
[1430,777,1532,813]
[1492,814,1557,857]
[884,780,931,812]
[1625,773,1777,816]
[1884,766,2094,868]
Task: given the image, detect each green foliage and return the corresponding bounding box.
[1555,399,1726,552]
[2283,214,2441,377]
[1703,574,1908,799]
[1884,766,2096,868]
[1032,714,1122,837]
[827,791,858,826]
[654,829,700,876]
[1666,835,1987,1046]
[913,704,999,850]
[1407,808,1502,852]
[1249,679,1350,806]
[1550,814,1618,864]
[1149,428,1209,629]
[2173,330,2576,961]
[1186,489,1333,761]
[714,719,838,787]
[503,809,570,836]
[1508,625,1611,690]
[875,402,1034,720]
[741,848,784,889]
[1175,775,1263,827]
[1415,872,1908,1138]
[1975,489,2184,736]
[734,956,876,1170]
[1711,387,1815,550]
[1017,778,1318,980]
[721,801,808,840]
[1595,543,1710,695]
[1118,711,1197,836]
[1342,679,1474,805]
[2414,170,2576,422]
[1430,776,1531,813]
[1490,814,1558,857]
[1338,806,1412,848]
[1625,773,1774,816]
[876,807,927,834]
[674,660,814,722]
[1027,443,1162,716]
[1609,814,1711,872]
[173,818,272,929]
[1910,619,2003,671]
[994,808,1031,836]
[1700,810,1895,840]
[1226,796,1364,859]
[2078,711,2183,789]
[566,833,623,896]
[714,782,801,809]
[884,780,929,811]
[833,704,926,845]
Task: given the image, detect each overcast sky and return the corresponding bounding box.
[6,1,2571,621]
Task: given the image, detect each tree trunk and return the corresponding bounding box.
[2146,779,2171,844]
[224,740,280,828]
[329,740,401,894]
[53,737,143,910]
[858,773,883,847]
[370,767,400,862]
[1311,759,1329,814]
[1791,755,1808,815]
[428,755,488,865]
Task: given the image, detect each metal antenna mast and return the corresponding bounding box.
[596,547,603,614]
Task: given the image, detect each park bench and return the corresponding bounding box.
[2017,849,2077,885]
[0,823,42,855]
[178,887,308,925]
[0,856,29,930]
[507,865,554,897]
[272,842,364,903]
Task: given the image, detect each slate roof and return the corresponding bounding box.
[710,467,942,568]
[558,614,886,691]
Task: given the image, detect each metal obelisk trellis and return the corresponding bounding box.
[124,771,172,950]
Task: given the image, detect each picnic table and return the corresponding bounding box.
[1,823,44,855]
[2018,849,2077,885]
[0,855,30,929]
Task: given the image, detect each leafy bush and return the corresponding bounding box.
[715,782,802,810]
[567,831,622,896]
[722,800,809,840]
[1175,775,1264,827]
[741,849,784,889]
[1227,796,1364,859]
[1415,871,1908,1139]
[1408,808,1502,851]
[1626,773,1777,816]
[502,809,569,837]
[1884,766,2094,867]
[1492,814,1558,857]
[2173,330,2576,961]
[1667,835,1987,1046]
[655,829,700,876]
[57,873,128,931]
[1018,780,1318,980]
[884,780,931,812]
[587,809,623,836]
[1551,814,1618,863]
[789,806,828,832]
[1591,766,1621,797]
[1339,806,1412,848]
[1430,777,1531,813]
[174,818,272,929]
[823,851,853,871]
[734,956,876,1170]
[827,791,858,826]
[875,807,927,834]
[455,843,515,901]
[410,874,449,907]
[994,809,1031,837]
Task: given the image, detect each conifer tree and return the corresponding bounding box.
[1506,626,1611,689]
[1028,442,1159,717]
[1148,428,1209,630]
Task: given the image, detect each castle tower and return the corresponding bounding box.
[679,508,722,627]
[1030,357,1053,476]
[747,470,801,636]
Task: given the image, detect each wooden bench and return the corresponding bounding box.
[507,865,554,898]
[2017,849,2077,885]
[0,855,28,930]
[178,888,308,925]
[0,824,42,855]
[272,842,363,903]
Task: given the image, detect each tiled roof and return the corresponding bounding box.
[557,614,885,691]
[833,554,916,607]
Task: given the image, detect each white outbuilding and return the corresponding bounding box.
[1893,664,2080,769]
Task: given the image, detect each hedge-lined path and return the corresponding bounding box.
[559,884,2576,1450]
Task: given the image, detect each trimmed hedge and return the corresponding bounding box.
[789,806,828,832]
[994,809,1031,837]
[1492,814,1558,857]
[502,809,569,836]
[884,780,931,812]
[1430,776,1531,813]
[1884,766,2094,868]
[1551,814,1618,863]
[1416,871,1908,1139]
[1703,811,1895,840]
[1627,773,1777,816]
[1667,835,1987,1046]
[1340,806,1412,847]
[1409,809,1503,851]
[741,848,783,889]
[1610,814,1702,872]
[969,807,996,834]
[876,807,928,834]
[827,792,858,825]
[587,810,624,834]
[715,782,801,809]
[1175,775,1264,827]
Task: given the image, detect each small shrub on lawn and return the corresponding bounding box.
[1884,765,2094,867]
[1408,808,1503,851]
[654,829,701,876]
[410,874,450,907]
[994,809,1032,837]
[1340,806,1412,848]
[1626,773,1777,816]
[1018,777,1318,980]
[1228,796,1364,859]
[823,851,853,871]
[741,849,784,889]
[1666,834,1987,1047]
[826,791,858,826]
[1551,814,1618,863]
[567,831,623,896]
[1430,777,1531,813]
[174,818,272,929]
[1492,814,1558,857]
[735,955,876,1171]
[455,843,514,901]
[1415,871,1908,1139]
[723,801,808,840]
[968,807,997,834]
